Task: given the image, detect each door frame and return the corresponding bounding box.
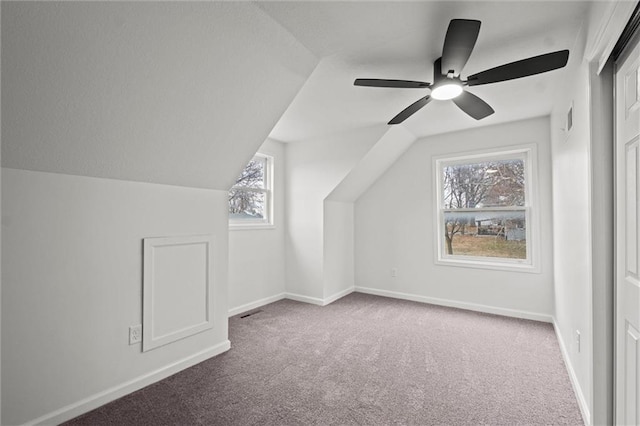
[613,6,640,424]
[583,2,638,424]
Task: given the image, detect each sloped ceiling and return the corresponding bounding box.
[1,1,592,188]
[259,1,590,143]
[1,2,318,190]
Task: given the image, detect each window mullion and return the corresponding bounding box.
[231,187,268,195]
[442,206,526,213]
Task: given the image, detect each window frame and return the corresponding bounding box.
[433,144,540,273]
[229,153,274,230]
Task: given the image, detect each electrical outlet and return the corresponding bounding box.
[129,325,142,345]
[575,330,581,353]
[391,268,398,278]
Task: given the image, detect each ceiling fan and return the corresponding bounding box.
[354,19,569,125]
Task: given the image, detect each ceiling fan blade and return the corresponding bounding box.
[453,91,494,120]
[354,79,431,88]
[388,96,431,125]
[466,50,570,86]
[441,19,481,77]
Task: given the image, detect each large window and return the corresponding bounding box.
[229,153,273,229]
[435,146,537,271]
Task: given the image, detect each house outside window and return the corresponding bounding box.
[229,153,274,229]
[434,145,538,272]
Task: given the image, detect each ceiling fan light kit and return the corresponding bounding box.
[430,80,463,100]
[354,19,570,125]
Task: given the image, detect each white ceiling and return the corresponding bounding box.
[258,1,591,143]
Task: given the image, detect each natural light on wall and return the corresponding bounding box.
[434,145,538,272]
[229,153,274,229]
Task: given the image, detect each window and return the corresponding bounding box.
[434,145,537,271]
[229,153,273,229]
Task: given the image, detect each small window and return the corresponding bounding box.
[229,154,273,229]
[435,146,537,271]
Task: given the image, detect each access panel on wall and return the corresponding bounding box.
[142,234,215,352]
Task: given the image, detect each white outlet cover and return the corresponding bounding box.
[129,325,142,345]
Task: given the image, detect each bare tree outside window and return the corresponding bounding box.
[440,156,527,260]
[229,155,272,226]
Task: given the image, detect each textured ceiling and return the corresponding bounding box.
[259,1,591,143]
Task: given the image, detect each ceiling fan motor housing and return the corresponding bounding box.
[433,57,445,84]
[430,57,464,100]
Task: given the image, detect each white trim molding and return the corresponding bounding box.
[432,144,541,274]
[228,293,286,317]
[27,341,231,426]
[354,286,553,323]
[552,318,591,425]
[143,234,215,352]
[228,288,356,318]
[584,0,637,74]
[283,292,325,306]
[323,287,355,305]
[285,287,356,307]
[249,287,551,323]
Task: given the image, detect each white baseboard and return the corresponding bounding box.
[228,289,355,318]
[354,286,553,323]
[25,290,574,426]
[28,340,231,426]
[284,287,355,307]
[284,292,325,306]
[323,286,355,305]
[228,293,286,317]
[552,318,591,425]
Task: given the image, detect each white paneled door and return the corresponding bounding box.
[616,35,640,426]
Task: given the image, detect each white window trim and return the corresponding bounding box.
[229,153,275,230]
[433,144,541,273]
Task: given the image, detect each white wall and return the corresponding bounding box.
[354,117,555,319]
[228,139,287,314]
[550,46,592,422]
[322,200,355,300]
[549,3,617,422]
[1,3,318,423]
[2,168,230,425]
[285,126,383,300]
[322,126,417,302]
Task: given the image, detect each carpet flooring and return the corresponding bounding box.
[65,293,583,425]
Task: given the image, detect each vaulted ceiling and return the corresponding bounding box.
[2,1,592,189]
[259,1,591,143]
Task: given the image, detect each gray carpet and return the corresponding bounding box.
[65,292,583,425]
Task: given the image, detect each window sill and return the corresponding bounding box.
[435,256,540,274]
[229,223,275,231]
